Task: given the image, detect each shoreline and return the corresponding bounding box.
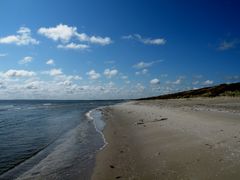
[91,97,240,179]
[86,108,109,151]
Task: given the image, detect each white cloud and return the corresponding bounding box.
[56,74,82,82]
[123,34,166,45]
[57,43,89,50]
[135,68,148,75]
[49,68,63,76]
[192,81,199,85]
[43,68,63,76]
[0,27,39,45]
[103,69,118,78]
[3,69,36,78]
[133,60,162,69]
[24,81,42,89]
[0,53,7,57]
[76,33,112,45]
[202,80,213,85]
[0,70,142,99]
[121,75,128,79]
[225,75,240,82]
[38,24,76,42]
[160,74,168,78]
[166,76,185,85]
[19,56,33,64]
[89,36,112,46]
[38,24,112,46]
[142,69,148,74]
[134,61,150,69]
[86,70,101,80]
[46,59,55,65]
[172,79,182,85]
[150,78,160,85]
[67,75,82,80]
[135,83,145,92]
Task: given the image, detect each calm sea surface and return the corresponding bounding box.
[0,100,122,180]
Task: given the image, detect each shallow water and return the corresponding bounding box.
[0,100,121,179]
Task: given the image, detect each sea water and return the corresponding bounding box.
[0,100,121,179]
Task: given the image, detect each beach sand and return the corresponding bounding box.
[92,97,240,180]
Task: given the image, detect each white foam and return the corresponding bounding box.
[43,103,52,106]
[85,110,94,120]
[85,109,108,151]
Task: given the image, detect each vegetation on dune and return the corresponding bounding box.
[138,82,240,100]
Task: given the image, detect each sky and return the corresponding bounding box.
[0,0,239,99]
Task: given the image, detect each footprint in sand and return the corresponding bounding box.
[153,117,168,122]
[136,119,145,125]
[205,143,213,149]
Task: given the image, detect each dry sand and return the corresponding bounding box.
[92,97,240,180]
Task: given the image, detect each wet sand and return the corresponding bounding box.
[92,97,240,180]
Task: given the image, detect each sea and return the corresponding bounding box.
[0,100,122,180]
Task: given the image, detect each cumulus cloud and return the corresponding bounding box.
[24,81,42,90]
[46,59,55,65]
[19,56,33,64]
[57,43,89,50]
[103,69,118,78]
[49,68,63,76]
[86,70,101,80]
[66,75,82,81]
[55,74,82,82]
[133,60,162,69]
[38,24,76,42]
[38,24,112,46]
[202,80,213,85]
[3,69,36,78]
[0,70,140,99]
[123,34,166,45]
[0,27,39,45]
[150,78,160,85]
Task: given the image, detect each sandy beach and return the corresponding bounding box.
[92,97,240,180]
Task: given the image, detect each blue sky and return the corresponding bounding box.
[0,0,239,99]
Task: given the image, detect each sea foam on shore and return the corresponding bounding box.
[86,108,108,151]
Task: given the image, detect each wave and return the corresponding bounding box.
[85,108,108,151]
[0,105,15,111]
[43,103,52,106]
